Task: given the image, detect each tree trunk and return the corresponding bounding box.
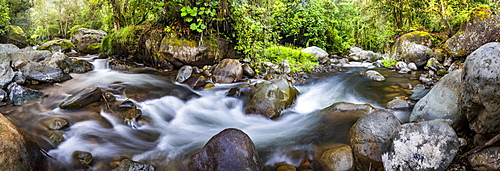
[109,0,126,31]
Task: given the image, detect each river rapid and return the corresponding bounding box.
[3,57,420,170]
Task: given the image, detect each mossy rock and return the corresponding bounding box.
[37,39,75,52]
[5,25,29,48]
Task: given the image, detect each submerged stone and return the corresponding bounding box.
[59,87,102,109]
[8,82,45,105]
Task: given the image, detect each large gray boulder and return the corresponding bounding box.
[363,70,385,82]
[213,59,243,83]
[389,31,434,67]
[71,28,107,54]
[460,42,500,135]
[244,76,299,119]
[349,110,400,171]
[444,6,500,57]
[159,36,217,67]
[10,47,52,63]
[301,46,328,60]
[0,63,15,88]
[185,128,262,171]
[349,47,382,62]
[411,70,464,129]
[0,44,21,64]
[40,52,73,73]
[20,62,72,83]
[0,113,45,170]
[8,82,45,105]
[382,120,459,171]
[37,39,75,52]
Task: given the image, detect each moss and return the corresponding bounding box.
[86,43,100,51]
[6,25,28,46]
[471,5,491,20]
[381,58,397,67]
[100,25,144,56]
[37,39,75,52]
[258,46,318,73]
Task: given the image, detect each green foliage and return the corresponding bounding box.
[381,58,398,67]
[0,0,10,35]
[261,46,318,73]
[100,25,143,56]
[180,1,217,33]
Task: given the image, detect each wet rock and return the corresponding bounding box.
[72,151,93,169]
[0,62,15,88]
[349,110,400,171]
[278,60,291,74]
[213,59,243,83]
[59,87,102,109]
[386,97,409,109]
[37,39,75,52]
[0,89,6,101]
[118,100,136,109]
[363,70,385,81]
[444,6,500,57]
[326,102,376,114]
[242,63,255,77]
[468,146,500,171]
[13,71,26,85]
[49,131,65,146]
[245,76,299,119]
[0,113,45,170]
[72,59,94,73]
[313,143,354,171]
[176,65,193,83]
[408,62,418,71]
[389,31,434,67]
[71,28,107,54]
[276,165,296,171]
[159,37,218,67]
[382,120,459,171]
[302,46,328,61]
[7,82,45,105]
[43,118,69,130]
[112,158,155,171]
[460,42,500,135]
[3,25,29,48]
[411,70,464,129]
[425,58,446,75]
[20,62,72,83]
[186,128,262,171]
[103,92,116,102]
[40,52,73,73]
[183,75,209,90]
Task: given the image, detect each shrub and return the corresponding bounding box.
[381,58,398,67]
[260,46,318,73]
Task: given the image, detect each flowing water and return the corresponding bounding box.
[3,58,421,170]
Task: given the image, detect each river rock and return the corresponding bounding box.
[460,42,500,135]
[213,59,243,83]
[3,25,29,48]
[444,6,500,57]
[408,62,418,70]
[242,63,255,77]
[382,120,459,171]
[313,143,354,171]
[7,82,45,105]
[59,87,102,109]
[176,65,193,83]
[302,46,328,61]
[112,158,155,171]
[386,97,409,109]
[20,62,72,83]
[389,31,434,67]
[278,60,291,74]
[43,118,69,130]
[0,113,45,170]
[10,47,52,63]
[71,60,94,73]
[245,76,299,119]
[425,58,447,75]
[277,165,296,171]
[0,44,21,64]
[326,102,376,114]
[411,70,464,129]
[13,71,26,85]
[40,52,73,73]
[348,47,382,62]
[185,128,262,171]
[159,36,217,67]
[72,151,93,169]
[37,39,75,52]
[0,89,6,101]
[468,146,500,171]
[349,110,400,171]
[363,70,385,81]
[0,62,15,88]
[71,28,107,54]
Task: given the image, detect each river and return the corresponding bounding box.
[3,57,421,170]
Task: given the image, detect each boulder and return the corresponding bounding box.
[71,28,107,54]
[40,52,73,73]
[313,143,354,171]
[71,60,94,73]
[245,76,299,119]
[176,65,193,83]
[185,128,262,171]
[59,87,102,109]
[389,31,434,67]
[444,6,500,57]
[460,42,500,135]
[0,113,45,170]
[20,62,72,83]
[7,82,45,105]
[411,70,464,129]
[213,59,243,83]
[386,97,409,109]
[159,36,217,67]
[0,62,15,88]
[10,47,52,63]
[278,60,291,74]
[43,118,69,130]
[325,102,376,114]
[349,110,400,171]
[408,62,418,71]
[3,25,29,48]
[348,48,382,62]
[468,146,500,171]
[72,151,93,169]
[301,46,328,61]
[0,44,21,64]
[425,58,447,75]
[0,89,6,101]
[37,39,75,52]
[242,63,255,77]
[112,158,155,171]
[363,70,385,81]
[382,120,459,171]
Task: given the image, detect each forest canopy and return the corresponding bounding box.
[0,0,497,56]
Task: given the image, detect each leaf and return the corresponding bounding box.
[185,17,193,22]
[190,23,198,30]
[196,29,203,32]
[200,24,207,29]
[181,12,188,17]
